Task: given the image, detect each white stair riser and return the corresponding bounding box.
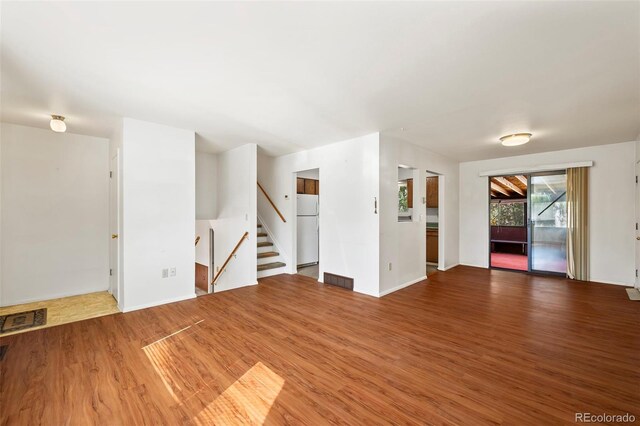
[257,256,280,265]
[257,245,275,253]
[257,265,287,279]
[256,222,286,276]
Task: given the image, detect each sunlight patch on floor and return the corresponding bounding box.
[142,320,206,402]
[193,362,285,425]
[142,320,204,349]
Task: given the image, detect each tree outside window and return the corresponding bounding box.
[490,202,525,226]
[398,183,408,212]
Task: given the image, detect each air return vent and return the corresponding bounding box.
[323,273,354,291]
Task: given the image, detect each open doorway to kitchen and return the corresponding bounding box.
[425,171,441,277]
[296,169,320,280]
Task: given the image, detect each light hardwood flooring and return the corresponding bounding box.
[0,291,119,337]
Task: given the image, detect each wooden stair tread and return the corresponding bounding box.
[257,262,286,271]
[257,224,262,228]
[258,251,279,259]
[257,242,273,247]
[257,232,267,237]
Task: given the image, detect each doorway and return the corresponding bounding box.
[489,171,567,275]
[296,169,320,280]
[109,153,120,302]
[426,172,441,276]
[635,159,639,289]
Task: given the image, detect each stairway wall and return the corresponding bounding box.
[211,143,258,292]
[257,133,380,297]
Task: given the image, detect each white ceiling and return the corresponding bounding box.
[2,2,638,161]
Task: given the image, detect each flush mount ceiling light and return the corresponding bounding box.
[500,133,531,147]
[50,115,66,133]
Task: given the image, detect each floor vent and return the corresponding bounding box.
[323,273,354,291]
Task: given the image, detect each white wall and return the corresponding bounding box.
[297,169,319,180]
[211,144,257,292]
[120,118,196,311]
[1,123,109,305]
[379,135,460,296]
[459,141,637,286]
[258,133,380,297]
[196,151,217,219]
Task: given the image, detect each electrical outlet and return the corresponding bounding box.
[388,263,392,271]
[170,267,176,277]
[162,268,169,278]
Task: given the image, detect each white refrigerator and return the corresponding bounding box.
[297,194,319,266]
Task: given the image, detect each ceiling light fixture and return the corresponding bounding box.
[500,133,531,147]
[50,115,66,133]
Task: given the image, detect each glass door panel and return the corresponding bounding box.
[529,172,567,274]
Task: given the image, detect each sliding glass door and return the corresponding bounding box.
[529,172,567,274]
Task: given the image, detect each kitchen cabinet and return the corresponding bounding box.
[426,177,438,208]
[304,179,316,195]
[426,228,438,263]
[297,178,319,195]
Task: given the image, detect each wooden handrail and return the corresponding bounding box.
[257,181,286,223]
[211,231,249,285]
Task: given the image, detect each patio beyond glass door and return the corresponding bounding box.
[529,172,567,274]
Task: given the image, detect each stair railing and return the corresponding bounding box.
[257,182,286,223]
[211,231,249,286]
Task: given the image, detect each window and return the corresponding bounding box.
[490,201,525,226]
[398,166,415,222]
[398,182,408,212]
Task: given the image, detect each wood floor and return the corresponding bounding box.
[0,291,119,337]
[1,266,638,425]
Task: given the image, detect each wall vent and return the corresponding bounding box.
[323,272,354,291]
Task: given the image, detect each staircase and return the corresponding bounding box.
[256,222,287,278]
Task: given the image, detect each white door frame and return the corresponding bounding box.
[425,170,445,274]
[292,169,321,279]
[109,151,120,302]
[636,160,639,289]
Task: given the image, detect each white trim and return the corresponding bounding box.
[379,275,427,297]
[479,161,593,177]
[440,263,460,271]
[122,293,196,313]
[460,262,488,269]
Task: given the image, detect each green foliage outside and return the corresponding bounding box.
[490,202,525,226]
[398,185,408,212]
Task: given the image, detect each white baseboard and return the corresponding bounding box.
[122,293,196,313]
[440,263,460,271]
[214,281,259,293]
[379,276,427,297]
[459,262,487,269]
